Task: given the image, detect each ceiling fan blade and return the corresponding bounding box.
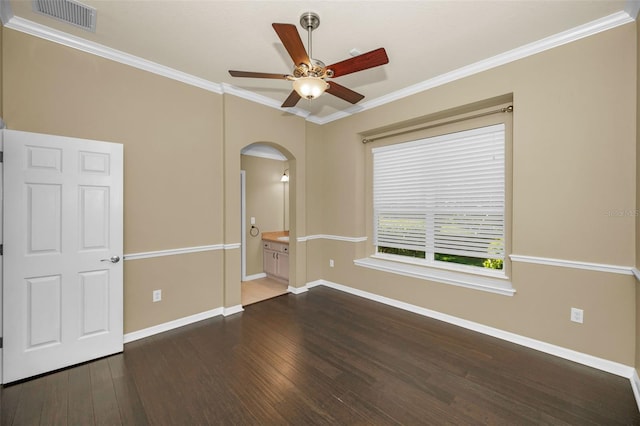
[326,81,365,104]
[272,23,311,67]
[229,70,290,79]
[281,90,302,108]
[327,48,389,78]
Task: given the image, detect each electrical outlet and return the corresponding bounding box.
[153,289,162,302]
[570,307,583,323]
[250,217,256,225]
[329,259,334,268]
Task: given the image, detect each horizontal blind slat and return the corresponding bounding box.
[374,123,505,262]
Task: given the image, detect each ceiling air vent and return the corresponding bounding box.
[32,0,97,32]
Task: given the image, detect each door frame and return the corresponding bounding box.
[0,130,4,382]
[241,170,247,281]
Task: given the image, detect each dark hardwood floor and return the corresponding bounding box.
[2,286,640,425]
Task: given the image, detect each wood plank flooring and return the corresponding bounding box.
[2,286,639,425]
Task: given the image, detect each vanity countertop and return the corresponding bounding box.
[262,231,289,244]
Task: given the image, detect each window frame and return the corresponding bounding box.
[363,103,513,287]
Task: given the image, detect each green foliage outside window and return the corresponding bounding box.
[378,246,503,270]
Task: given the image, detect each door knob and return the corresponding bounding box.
[101,255,121,264]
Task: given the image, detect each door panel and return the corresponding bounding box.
[79,186,110,250]
[28,184,62,253]
[79,270,110,337]
[26,275,62,348]
[3,129,123,383]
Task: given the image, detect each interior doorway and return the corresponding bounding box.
[240,144,290,306]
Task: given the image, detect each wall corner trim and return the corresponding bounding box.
[123,307,224,343]
[223,305,244,316]
[287,285,308,294]
[0,0,13,25]
[304,279,636,380]
[625,0,640,19]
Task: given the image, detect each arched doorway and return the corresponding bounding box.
[240,143,291,306]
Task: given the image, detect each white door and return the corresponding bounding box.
[2,130,123,383]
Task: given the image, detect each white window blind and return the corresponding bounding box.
[373,124,505,263]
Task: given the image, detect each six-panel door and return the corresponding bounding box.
[3,130,123,383]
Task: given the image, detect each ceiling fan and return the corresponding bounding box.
[228,12,389,108]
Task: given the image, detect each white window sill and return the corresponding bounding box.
[353,257,515,296]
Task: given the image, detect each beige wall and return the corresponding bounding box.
[241,154,289,276]
[2,28,309,330]
[1,18,639,369]
[309,22,637,364]
[2,29,225,333]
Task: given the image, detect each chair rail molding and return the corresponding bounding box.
[510,254,634,275]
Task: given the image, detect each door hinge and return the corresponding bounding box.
[0,244,3,255]
[0,337,3,349]
[0,151,3,162]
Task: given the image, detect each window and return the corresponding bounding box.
[373,123,505,274]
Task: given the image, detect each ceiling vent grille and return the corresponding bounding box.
[32,0,97,32]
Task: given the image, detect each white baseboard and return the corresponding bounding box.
[244,273,267,281]
[120,277,640,411]
[287,285,308,294]
[305,279,635,379]
[124,307,223,343]
[306,280,324,289]
[223,305,244,316]
[631,369,640,412]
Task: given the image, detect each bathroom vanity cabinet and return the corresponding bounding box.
[262,240,289,282]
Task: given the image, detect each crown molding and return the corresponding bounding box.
[314,10,635,125]
[4,15,223,94]
[2,9,635,125]
[220,83,310,120]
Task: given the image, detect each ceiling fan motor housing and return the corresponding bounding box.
[293,59,329,79]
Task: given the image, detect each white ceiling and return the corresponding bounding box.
[2,1,638,123]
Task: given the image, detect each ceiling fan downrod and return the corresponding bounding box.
[300,12,320,65]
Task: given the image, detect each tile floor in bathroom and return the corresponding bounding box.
[241,277,289,306]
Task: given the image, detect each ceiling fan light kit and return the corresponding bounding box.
[228,12,389,108]
[293,77,328,99]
